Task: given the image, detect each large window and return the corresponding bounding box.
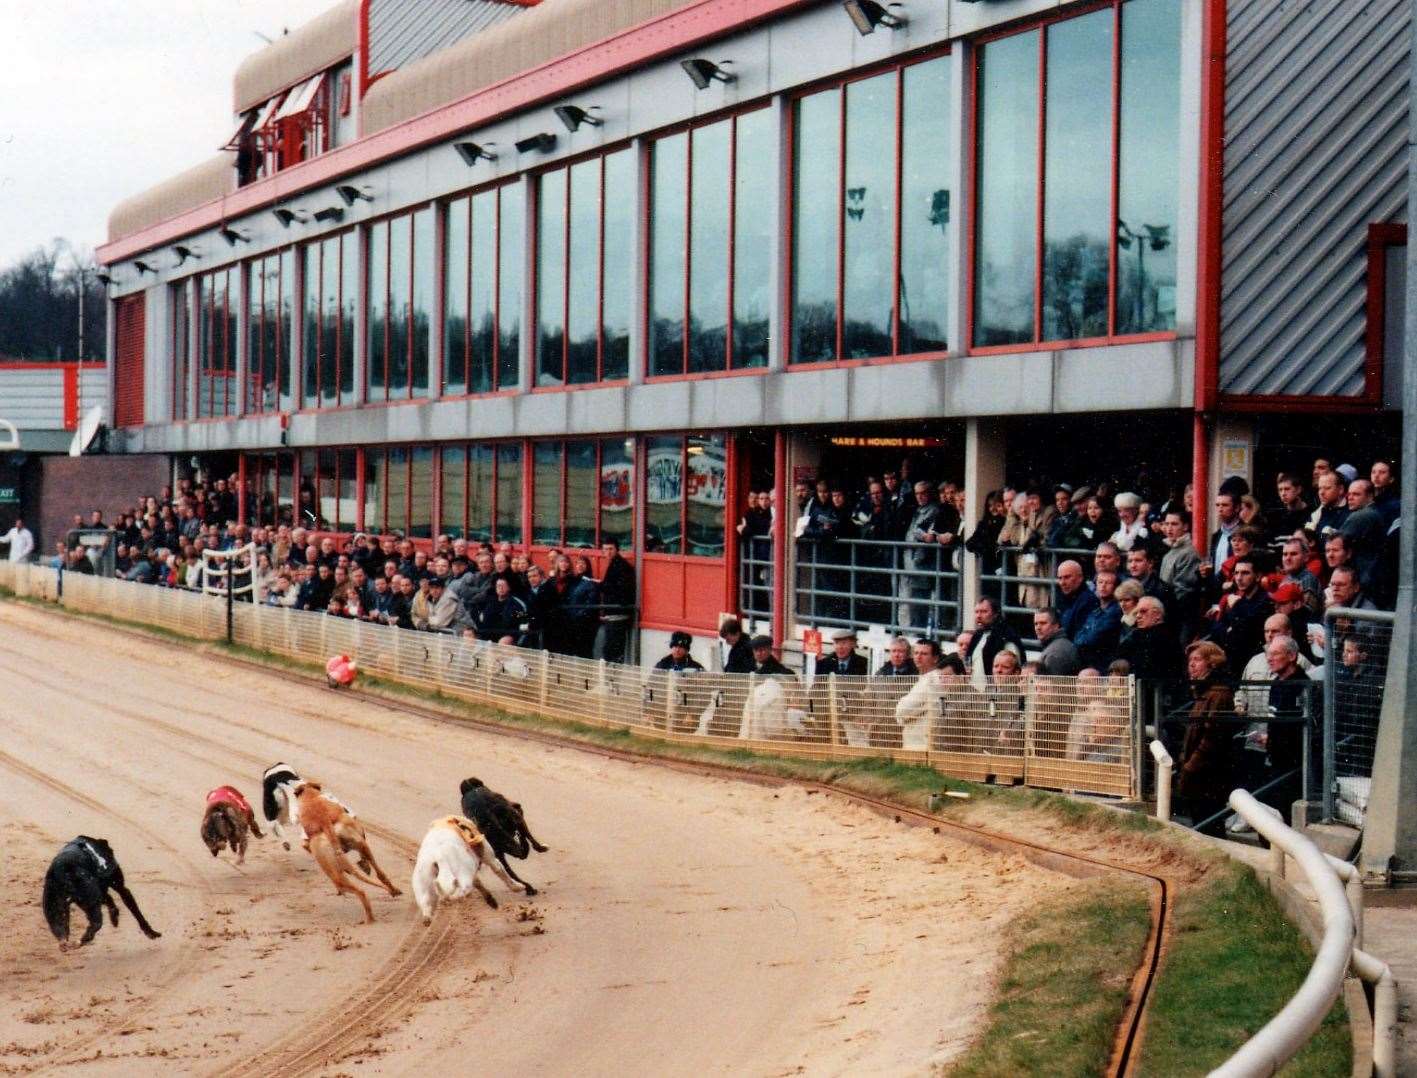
[790,56,953,364]
[364,445,434,538]
[531,438,636,547]
[246,249,295,413]
[444,182,524,395]
[534,148,634,386]
[369,207,434,401]
[247,452,295,527]
[438,442,523,544]
[649,110,774,376]
[643,433,725,557]
[196,266,240,418]
[972,0,1181,348]
[171,281,190,420]
[301,232,357,408]
[297,448,359,532]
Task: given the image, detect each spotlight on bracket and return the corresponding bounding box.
[313,206,345,223]
[514,132,558,154]
[842,0,907,35]
[95,271,116,286]
[133,259,155,276]
[173,244,201,266]
[335,184,374,206]
[553,105,603,133]
[219,225,251,246]
[680,58,735,89]
[272,207,309,228]
[454,141,498,167]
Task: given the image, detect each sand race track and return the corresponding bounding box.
[0,601,1068,1076]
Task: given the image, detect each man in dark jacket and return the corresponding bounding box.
[962,597,1023,678]
[874,636,918,677]
[1262,637,1316,817]
[473,578,529,643]
[718,618,756,673]
[593,541,637,663]
[815,628,868,677]
[520,564,558,649]
[1054,560,1099,640]
[750,635,794,676]
[654,630,705,672]
[1206,558,1273,673]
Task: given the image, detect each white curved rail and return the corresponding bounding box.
[201,543,259,599]
[1211,789,1396,1077]
[1150,739,1173,822]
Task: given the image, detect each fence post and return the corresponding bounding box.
[827,673,840,746]
[225,564,234,646]
[1301,687,1314,818]
[597,659,608,724]
[665,671,678,733]
[1322,618,1337,823]
[538,651,551,711]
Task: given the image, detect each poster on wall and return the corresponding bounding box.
[600,458,635,514]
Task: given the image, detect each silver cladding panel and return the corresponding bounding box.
[368,0,528,77]
[1220,0,1410,397]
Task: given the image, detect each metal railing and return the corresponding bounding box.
[792,537,962,639]
[738,537,773,625]
[990,545,1097,645]
[0,560,1137,800]
[1321,607,1394,827]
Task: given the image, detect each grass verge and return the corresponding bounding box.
[949,877,1153,1077]
[1137,861,1350,1077]
[0,591,1357,1075]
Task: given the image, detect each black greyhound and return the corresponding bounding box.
[459,778,549,896]
[42,836,162,948]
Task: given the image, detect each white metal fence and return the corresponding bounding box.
[1,561,1137,799]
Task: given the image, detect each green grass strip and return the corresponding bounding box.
[949,876,1152,1077]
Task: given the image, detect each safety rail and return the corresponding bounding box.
[1321,607,1394,827]
[0,561,1137,800]
[1213,789,1396,1078]
[793,537,963,639]
[738,536,773,626]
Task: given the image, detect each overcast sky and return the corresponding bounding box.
[0,1,335,270]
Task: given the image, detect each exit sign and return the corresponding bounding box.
[0,486,17,504]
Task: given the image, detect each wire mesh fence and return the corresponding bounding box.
[1323,607,1394,827]
[793,538,963,640]
[1,561,1136,799]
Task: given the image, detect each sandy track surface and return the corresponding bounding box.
[0,601,1068,1076]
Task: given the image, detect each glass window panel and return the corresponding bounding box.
[564,440,597,545]
[195,277,209,418]
[267,256,282,410]
[602,149,634,380]
[495,443,522,544]
[598,437,635,548]
[644,436,683,554]
[470,190,497,393]
[974,30,1040,346]
[732,109,773,369]
[843,72,897,359]
[321,236,340,407]
[536,168,567,386]
[340,234,358,405]
[1117,0,1181,334]
[686,434,726,557]
[337,449,357,532]
[791,90,841,363]
[412,208,433,397]
[689,120,731,372]
[223,268,239,416]
[172,282,189,419]
[497,186,524,390]
[649,133,688,376]
[367,221,387,401]
[440,446,467,539]
[532,440,563,544]
[900,58,952,354]
[409,446,434,538]
[1043,11,1113,341]
[296,251,316,407]
[444,197,469,396]
[279,249,295,411]
[567,159,602,384]
[389,215,411,396]
[246,262,263,413]
[276,451,294,523]
[363,450,383,534]
[316,448,338,529]
[469,444,494,542]
[386,447,409,534]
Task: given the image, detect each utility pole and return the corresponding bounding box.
[1360,0,1417,884]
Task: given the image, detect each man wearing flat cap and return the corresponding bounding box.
[815,628,868,677]
[750,635,794,677]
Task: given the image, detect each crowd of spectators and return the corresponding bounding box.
[50,476,637,663]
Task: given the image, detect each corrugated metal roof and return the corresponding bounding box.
[1219,0,1410,397]
[368,0,529,77]
[233,0,358,114]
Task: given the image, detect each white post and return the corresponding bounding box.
[1149,739,1173,822]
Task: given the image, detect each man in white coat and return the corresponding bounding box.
[0,516,35,563]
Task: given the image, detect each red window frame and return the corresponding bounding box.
[528,437,629,549]
[195,266,239,419]
[362,445,435,540]
[245,248,293,414]
[531,144,634,389]
[640,432,728,561]
[965,0,1178,355]
[296,447,358,532]
[442,180,519,396]
[301,230,355,410]
[366,205,435,403]
[428,441,528,545]
[783,50,952,370]
[1364,222,1406,405]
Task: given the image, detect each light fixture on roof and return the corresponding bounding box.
[335,184,374,206]
[219,225,251,246]
[313,206,345,223]
[133,259,155,276]
[680,58,735,90]
[273,207,309,227]
[842,0,907,35]
[515,132,558,154]
[173,244,201,266]
[553,105,603,133]
[454,141,498,167]
[95,271,116,286]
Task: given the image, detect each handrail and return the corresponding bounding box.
[1212,789,1396,1077]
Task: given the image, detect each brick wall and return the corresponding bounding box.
[34,454,170,557]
